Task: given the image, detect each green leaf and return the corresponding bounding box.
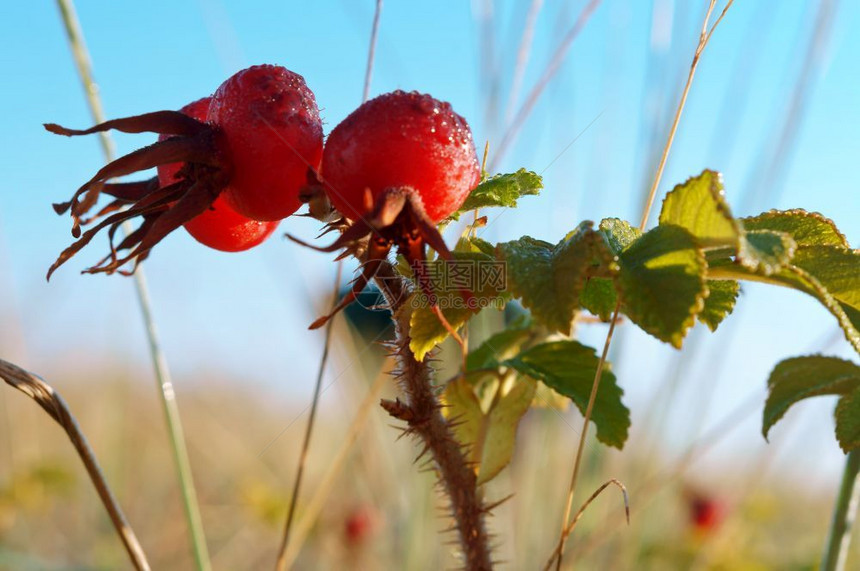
[737,229,797,275]
[762,356,860,439]
[497,222,615,335]
[792,247,860,320]
[658,169,741,249]
[504,340,630,448]
[443,375,536,485]
[460,236,497,257]
[408,251,509,360]
[455,169,542,217]
[614,224,707,348]
[836,387,860,453]
[742,209,849,248]
[466,316,534,371]
[708,246,860,353]
[581,277,617,321]
[699,280,740,331]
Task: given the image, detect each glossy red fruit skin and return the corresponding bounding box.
[158,97,279,252]
[322,90,481,223]
[208,64,324,221]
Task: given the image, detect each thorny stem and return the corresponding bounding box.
[55,1,211,568]
[0,359,151,571]
[822,450,860,571]
[552,2,734,568]
[375,262,493,571]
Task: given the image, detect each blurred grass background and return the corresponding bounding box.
[0,344,852,569]
[2,0,860,569]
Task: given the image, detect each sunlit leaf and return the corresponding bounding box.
[658,169,740,249]
[743,209,849,248]
[708,246,860,353]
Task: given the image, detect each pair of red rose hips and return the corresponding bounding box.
[46,64,481,287]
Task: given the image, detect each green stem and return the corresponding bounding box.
[54,1,211,569]
[822,450,860,571]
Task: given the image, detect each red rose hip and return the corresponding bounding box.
[322,90,480,222]
[158,97,279,252]
[210,64,324,221]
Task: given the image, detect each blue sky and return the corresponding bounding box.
[1,1,858,482]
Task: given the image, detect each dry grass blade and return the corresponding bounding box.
[543,479,629,571]
[552,300,621,570]
[551,2,736,569]
[638,0,734,230]
[0,358,151,571]
[279,366,389,569]
[54,1,211,568]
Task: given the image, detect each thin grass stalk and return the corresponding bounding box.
[503,0,544,125]
[553,301,621,570]
[275,263,342,571]
[275,4,384,568]
[53,1,211,568]
[551,2,735,568]
[0,359,151,571]
[490,0,602,172]
[543,479,629,571]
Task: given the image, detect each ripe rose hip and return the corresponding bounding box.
[209,65,323,221]
[45,64,321,277]
[157,97,279,252]
[292,91,480,329]
[322,90,480,223]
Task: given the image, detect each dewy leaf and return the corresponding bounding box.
[466,315,534,371]
[409,251,510,360]
[737,229,797,275]
[455,168,542,217]
[497,222,615,335]
[762,355,860,440]
[504,340,630,448]
[836,387,860,453]
[699,280,740,331]
[614,224,707,348]
[442,375,536,485]
[658,169,741,249]
[742,209,849,248]
[599,218,641,254]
